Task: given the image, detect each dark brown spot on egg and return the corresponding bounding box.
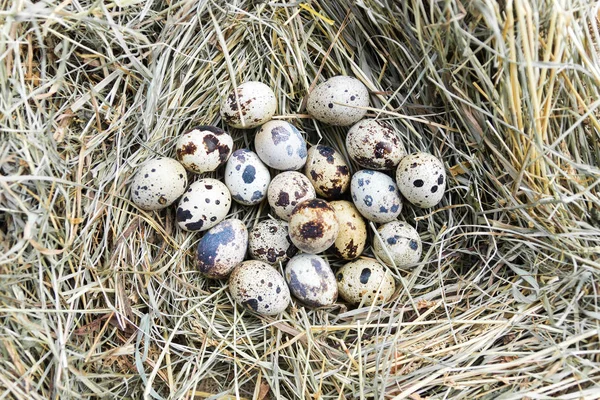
[299,221,324,239]
[414,179,424,187]
[158,196,167,205]
[177,141,197,159]
[276,191,290,207]
[374,142,392,159]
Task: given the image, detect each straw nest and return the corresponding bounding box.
[1,0,599,399]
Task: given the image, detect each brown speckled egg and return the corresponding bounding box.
[228,260,290,315]
[197,219,248,279]
[267,171,316,221]
[336,258,396,305]
[221,81,277,129]
[175,126,233,173]
[373,221,422,267]
[304,145,351,199]
[396,152,446,208]
[131,157,187,210]
[329,200,367,260]
[346,119,406,170]
[306,76,369,126]
[248,219,298,265]
[289,199,339,254]
[284,254,337,307]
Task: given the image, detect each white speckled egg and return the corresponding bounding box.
[304,145,351,199]
[373,221,422,267]
[255,121,307,171]
[351,170,402,223]
[329,200,367,260]
[131,157,187,210]
[346,119,406,170]
[289,199,339,254]
[225,149,270,205]
[175,126,233,173]
[248,219,298,265]
[197,219,248,279]
[221,82,277,129]
[396,152,446,208]
[336,258,396,305]
[306,76,369,126]
[176,178,231,231]
[228,260,290,315]
[284,254,337,307]
[267,171,316,221]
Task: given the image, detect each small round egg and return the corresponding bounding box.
[225,149,271,206]
[289,199,339,254]
[228,260,290,315]
[197,219,248,279]
[306,76,369,126]
[373,221,422,267]
[255,121,307,171]
[346,119,406,170]
[267,171,316,221]
[329,200,367,260]
[284,254,337,307]
[304,145,351,199]
[131,157,187,211]
[221,81,277,129]
[351,170,402,223]
[248,219,298,265]
[175,126,233,173]
[336,258,396,305]
[396,152,446,208]
[176,178,231,232]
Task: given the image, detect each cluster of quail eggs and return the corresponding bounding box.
[130,76,447,316]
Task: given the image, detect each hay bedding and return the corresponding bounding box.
[1,0,600,398]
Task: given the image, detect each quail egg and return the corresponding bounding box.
[176,178,231,231]
[131,157,187,211]
[221,81,277,129]
[267,171,316,221]
[225,149,271,206]
[351,170,402,223]
[304,145,351,199]
[175,126,233,173]
[346,119,406,170]
[306,76,369,126]
[197,219,248,279]
[255,120,307,171]
[396,152,446,208]
[284,254,337,307]
[248,219,298,265]
[289,199,339,254]
[336,257,396,305]
[373,221,422,267]
[329,200,367,260]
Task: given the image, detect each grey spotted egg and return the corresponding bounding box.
[176,178,231,232]
[131,157,187,211]
[255,120,308,171]
[306,76,369,126]
[373,221,422,267]
[346,119,406,170]
[228,260,290,315]
[221,81,277,129]
[329,200,367,260]
[248,219,298,265]
[304,145,351,199]
[289,199,339,254]
[284,254,337,307]
[396,152,446,208]
[197,219,248,279]
[267,171,316,221]
[351,170,402,223]
[336,257,396,306]
[175,126,233,173]
[225,149,270,206]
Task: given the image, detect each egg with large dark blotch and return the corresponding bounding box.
[304,145,351,199]
[336,258,396,306]
[197,219,248,279]
[284,254,337,307]
[289,199,339,254]
[225,149,271,206]
[255,120,307,171]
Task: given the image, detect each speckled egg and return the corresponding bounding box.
[225,149,270,206]
[284,254,337,307]
[255,121,307,171]
[267,171,316,221]
[289,199,339,254]
[248,219,298,265]
[175,126,233,173]
[228,260,290,315]
[329,200,367,260]
[351,170,402,223]
[221,81,277,129]
[176,178,231,232]
[131,157,187,211]
[306,76,369,126]
[346,119,406,170]
[396,152,446,208]
[304,145,351,199]
[336,258,396,305]
[197,219,248,279]
[373,221,422,267]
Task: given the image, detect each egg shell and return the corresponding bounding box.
[284,254,337,307]
[267,171,316,221]
[175,126,233,173]
[221,81,277,129]
[304,145,351,199]
[373,221,422,267]
[289,199,339,254]
[225,149,270,205]
[131,157,187,210]
[197,219,248,279]
[306,76,369,126]
[248,219,297,265]
[228,260,290,315]
[176,178,231,232]
[336,258,396,305]
[396,152,446,208]
[255,121,307,171]
[351,170,402,223]
[346,119,406,170]
[329,200,367,260]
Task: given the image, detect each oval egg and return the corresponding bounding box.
[197,219,248,279]
[284,254,337,307]
[131,157,187,211]
[248,219,298,265]
[336,257,396,305]
[306,76,369,126]
[221,81,277,129]
[351,170,402,223]
[346,119,406,170]
[267,171,316,221]
[373,221,422,267]
[225,149,270,205]
[329,200,367,260]
[255,120,307,171]
[396,152,446,208]
[304,145,351,199]
[175,126,233,173]
[289,199,339,254]
[176,178,231,232]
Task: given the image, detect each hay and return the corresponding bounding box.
[1,0,599,398]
